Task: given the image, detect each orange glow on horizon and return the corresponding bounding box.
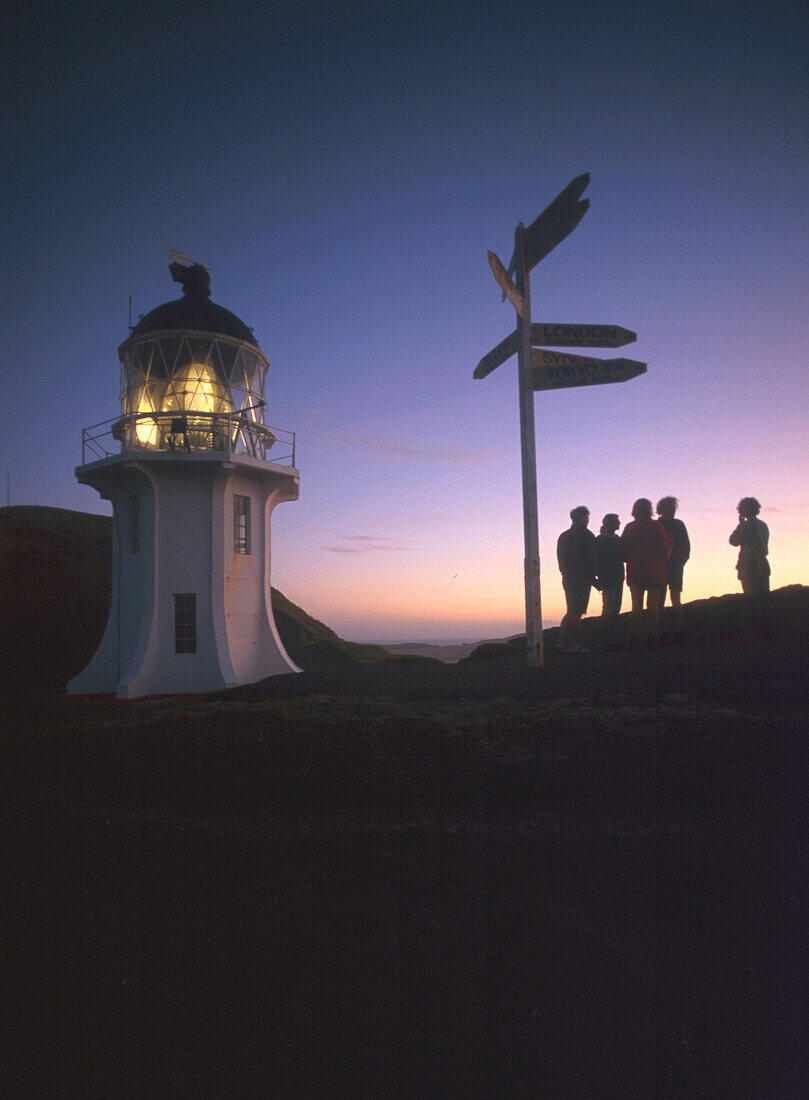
[285,511,808,643]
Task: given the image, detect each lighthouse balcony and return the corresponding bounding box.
[81,411,296,466]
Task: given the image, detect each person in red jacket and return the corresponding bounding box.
[620,498,673,647]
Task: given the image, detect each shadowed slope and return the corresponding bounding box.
[0,506,390,693]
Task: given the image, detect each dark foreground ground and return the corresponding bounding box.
[4,608,809,1097]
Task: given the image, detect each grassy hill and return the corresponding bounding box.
[0,507,113,694]
[0,505,390,693]
[4,510,808,1095]
[459,583,809,661]
[269,587,392,669]
[5,608,809,1094]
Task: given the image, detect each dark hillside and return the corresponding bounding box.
[221,586,809,717]
[0,507,113,694]
[270,588,392,669]
[0,506,389,693]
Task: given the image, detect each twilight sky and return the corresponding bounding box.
[2,0,808,642]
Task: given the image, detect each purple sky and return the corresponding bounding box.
[3,0,808,641]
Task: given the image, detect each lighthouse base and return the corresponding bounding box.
[68,451,300,699]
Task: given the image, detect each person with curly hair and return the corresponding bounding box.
[595,513,624,648]
[730,497,770,628]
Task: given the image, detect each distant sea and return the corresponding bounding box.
[365,625,561,648]
[358,627,562,664]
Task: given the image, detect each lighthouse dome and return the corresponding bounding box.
[129,261,260,348]
[115,260,272,454]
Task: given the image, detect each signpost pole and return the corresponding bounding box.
[515,223,543,667]
[476,176,641,670]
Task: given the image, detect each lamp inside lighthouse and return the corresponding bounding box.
[118,347,236,451]
[161,361,234,449]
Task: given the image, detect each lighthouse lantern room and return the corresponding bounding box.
[69,258,301,698]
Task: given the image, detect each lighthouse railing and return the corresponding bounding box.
[81,412,296,466]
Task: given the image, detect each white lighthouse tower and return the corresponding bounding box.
[68,258,301,698]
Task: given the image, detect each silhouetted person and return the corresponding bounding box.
[595,513,624,648]
[656,496,690,641]
[730,497,770,629]
[620,498,673,648]
[556,506,596,653]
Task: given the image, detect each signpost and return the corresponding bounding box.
[475,174,645,668]
[474,330,520,379]
[503,172,591,283]
[488,252,524,317]
[513,222,541,665]
[474,322,637,379]
[531,323,637,349]
[532,351,646,391]
[523,201,589,271]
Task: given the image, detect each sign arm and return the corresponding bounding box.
[502,248,517,302]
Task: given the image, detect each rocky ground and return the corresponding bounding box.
[4,607,809,1097]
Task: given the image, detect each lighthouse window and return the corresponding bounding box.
[128,494,140,554]
[174,593,197,654]
[234,495,251,555]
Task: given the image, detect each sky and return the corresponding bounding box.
[2,0,808,642]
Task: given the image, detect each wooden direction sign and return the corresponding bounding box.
[532,322,637,349]
[500,173,591,297]
[487,251,523,316]
[532,350,646,391]
[474,329,519,379]
[523,198,589,271]
[522,177,590,269]
[474,322,637,379]
[524,172,589,246]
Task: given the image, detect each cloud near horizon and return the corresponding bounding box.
[322,535,411,554]
[320,430,491,467]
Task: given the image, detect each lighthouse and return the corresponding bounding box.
[68,258,301,698]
